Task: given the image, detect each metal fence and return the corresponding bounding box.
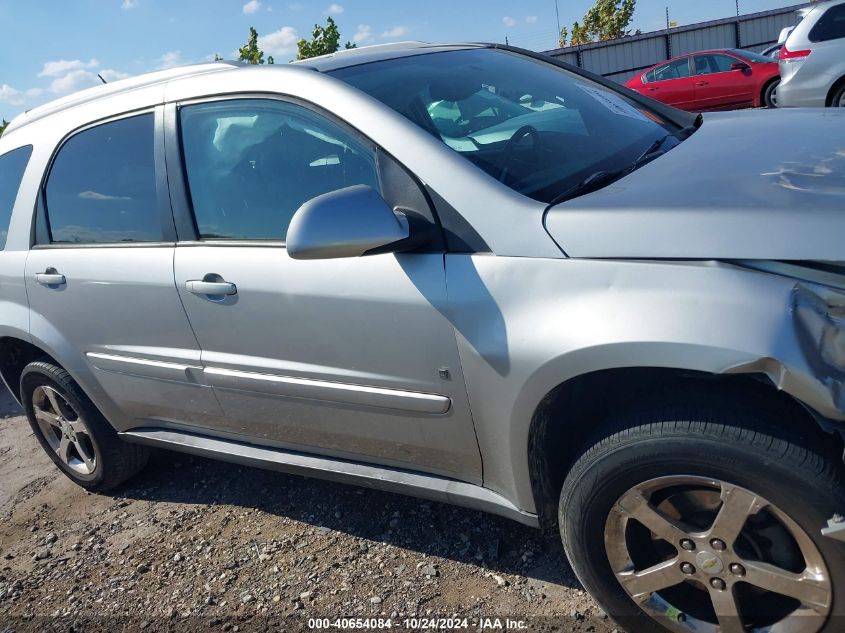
[545,3,810,84]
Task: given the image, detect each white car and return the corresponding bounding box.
[760,25,797,58]
[778,0,845,107]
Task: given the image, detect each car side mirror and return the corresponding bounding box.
[731,62,750,72]
[286,185,413,260]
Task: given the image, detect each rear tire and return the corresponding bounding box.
[831,83,845,108]
[763,79,779,108]
[559,395,845,633]
[20,361,149,491]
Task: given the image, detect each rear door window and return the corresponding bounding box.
[810,4,845,42]
[44,113,161,244]
[0,145,33,250]
[653,58,691,81]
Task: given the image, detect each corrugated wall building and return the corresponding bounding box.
[545,3,811,84]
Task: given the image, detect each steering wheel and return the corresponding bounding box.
[497,125,541,183]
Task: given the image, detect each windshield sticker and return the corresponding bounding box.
[575,84,650,122]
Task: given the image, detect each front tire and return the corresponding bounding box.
[20,361,149,491]
[763,79,780,108]
[559,396,845,633]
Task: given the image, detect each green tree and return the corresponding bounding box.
[570,21,592,45]
[563,0,636,46]
[238,26,275,64]
[296,16,355,60]
[0,119,8,137]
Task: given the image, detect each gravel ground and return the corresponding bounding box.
[0,385,617,633]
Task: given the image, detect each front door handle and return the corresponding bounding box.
[186,279,237,296]
[696,81,709,86]
[35,268,66,286]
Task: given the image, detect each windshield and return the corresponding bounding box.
[331,48,684,203]
[730,49,776,63]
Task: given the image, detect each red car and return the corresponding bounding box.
[625,48,780,111]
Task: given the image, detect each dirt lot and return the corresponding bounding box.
[0,384,617,633]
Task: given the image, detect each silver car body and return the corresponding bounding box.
[1,45,844,528]
[779,0,845,107]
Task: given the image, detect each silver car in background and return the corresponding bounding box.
[1,43,844,632]
[779,0,845,107]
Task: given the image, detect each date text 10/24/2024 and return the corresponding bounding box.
[307,618,529,629]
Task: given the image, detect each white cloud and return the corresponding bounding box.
[2,58,130,111]
[49,70,102,94]
[380,25,408,39]
[260,26,299,56]
[157,50,183,70]
[503,16,517,28]
[99,69,130,82]
[121,0,139,9]
[526,15,538,24]
[78,191,131,201]
[0,85,25,106]
[242,0,261,14]
[352,24,373,44]
[323,3,343,14]
[38,59,99,78]
[0,85,44,106]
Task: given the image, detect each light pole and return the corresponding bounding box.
[736,0,740,16]
[555,0,561,41]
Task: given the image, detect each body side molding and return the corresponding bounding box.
[86,352,202,382]
[203,366,451,414]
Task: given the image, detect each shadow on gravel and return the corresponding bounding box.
[118,449,583,590]
[1,382,581,589]
[0,385,22,418]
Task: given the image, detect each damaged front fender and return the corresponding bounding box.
[793,282,845,414]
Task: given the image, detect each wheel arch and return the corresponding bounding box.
[0,336,59,404]
[826,75,845,107]
[0,333,109,423]
[526,365,842,528]
[761,76,780,107]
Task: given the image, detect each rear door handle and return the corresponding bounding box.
[35,269,66,286]
[186,280,237,296]
[696,81,709,86]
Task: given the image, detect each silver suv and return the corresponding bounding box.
[779,0,845,107]
[1,44,844,632]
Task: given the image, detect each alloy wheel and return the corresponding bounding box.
[32,385,97,475]
[605,475,831,632]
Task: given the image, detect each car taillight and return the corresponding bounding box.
[779,46,811,60]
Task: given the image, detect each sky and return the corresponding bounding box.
[0,0,802,119]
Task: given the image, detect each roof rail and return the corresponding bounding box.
[5,61,244,135]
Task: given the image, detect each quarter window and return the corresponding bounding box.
[810,4,845,42]
[45,114,161,244]
[179,99,381,241]
[0,145,33,250]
